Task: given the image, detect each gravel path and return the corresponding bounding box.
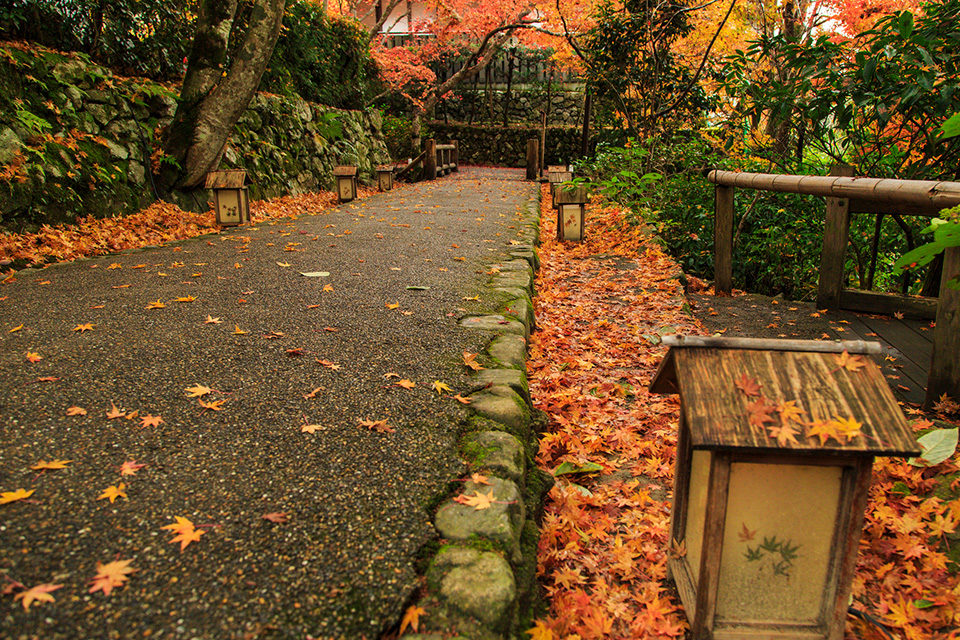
[0,167,535,639]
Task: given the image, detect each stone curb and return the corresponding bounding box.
[402,187,552,639]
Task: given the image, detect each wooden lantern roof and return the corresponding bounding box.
[333,165,357,176]
[376,165,394,172]
[650,336,920,457]
[204,170,251,189]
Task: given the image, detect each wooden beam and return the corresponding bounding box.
[839,289,937,320]
[817,165,855,309]
[714,185,734,296]
[423,138,436,181]
[526,138,539,181]
[707,170,960,210]
[926,246,960,406]
[848,199,945,218]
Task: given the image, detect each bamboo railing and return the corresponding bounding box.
[707,168,960,407]
[395,139,459,182]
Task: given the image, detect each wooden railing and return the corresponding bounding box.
[395,139,458,182]
[707,168,960,406]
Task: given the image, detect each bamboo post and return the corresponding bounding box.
[926,246,960,407]
[817,164,855,309]
[714,184,734,295]
[424,138,437,181]
[452,140,459,171]
[526,138,539,181]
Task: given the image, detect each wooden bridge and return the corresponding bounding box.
[708,169,959,408]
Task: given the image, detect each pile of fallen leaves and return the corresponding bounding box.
[526,189,960,639]
[527,192,699,638]
[0,186,377,270]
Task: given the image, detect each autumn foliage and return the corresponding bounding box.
[527,187,960,639]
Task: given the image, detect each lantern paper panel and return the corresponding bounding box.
[559,204,583,241]
[216,189,243,225]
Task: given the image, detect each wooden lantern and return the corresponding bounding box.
[334,165,358,202]
[205,170,252,226]
[650,336,920,640]
[555,183,588,242]
[376,165,394,192]
[548,166,573,202]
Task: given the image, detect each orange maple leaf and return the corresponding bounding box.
[73,323,95,332]
[162,516,205,550]
[452,394,473,404]
[203,315,222,324]
[105,402,125,419]
[395,379,416,389]
[834,350,867,373]
[97,483,127,503]
[738,522,757,542]
[806,417,863,445]
[359,418,395,433]
[734,373,762,397]
[745,397,776,428]
[88,559,135,596]
[462,351,484,371]
[65,406,87,416]
[198,398,226,412]
[261,512,289,523]
[525,620,555,640]
[140,414,163,428]
[301,423,323,433]
[766,421,801,446]
[775,400,805,424]
[399,605,426,634]
[145,300,165,309]
[25,351,42,362]
[14,583,61,610]
[184,384,212,397]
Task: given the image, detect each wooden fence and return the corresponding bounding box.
[707,168,960,406]
[395,138,458,181]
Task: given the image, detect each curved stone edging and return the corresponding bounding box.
[402,187,552,640]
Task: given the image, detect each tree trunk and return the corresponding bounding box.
[163,0,286,190]
[580,89,592,157]
[410,111,422,156]
[502,49,515,127]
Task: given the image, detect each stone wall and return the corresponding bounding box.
[429,122,586,168]
[0,45,391,232]
[437,88,585,127]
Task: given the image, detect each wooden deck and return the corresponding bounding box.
[688,293,934,407]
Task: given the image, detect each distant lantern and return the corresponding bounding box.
[555,183,588,242]
[548,165,573,202]
[334,166,358,202]
[649,335,920,640]
[205,170,252,227]
[376,165,394,192]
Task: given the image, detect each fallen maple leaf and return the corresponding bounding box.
[31,459,73,471]
[119,460,146,476]
[301,423,323,433]
[359,418,395,433]
[204,315,222,324]
[286,348,305,357]
[65,406,87,416]
[73,323,95,332]
[316,359,341,370]
[106,403,125,419]
[807,417,863,445]
[525,620,554,640]
[432,380,452,395]
[263,331,284,339]
[734,373,762,397]
[303,387,322,399]
[261,512,289,523]
[97,483,127,503]
[452,394,473,404]
[140,414,163,428]
[453,490,495,510]
[834,350,867,373]
[0,488,35,504]
[233,325,249,335]
[746,398,777,428]
[395,379,416,389]
[399,605,426,634]
[174,295,197,303]
[469,472,491,485]
[25,351,42,362]
[386,302,399,309]
[184,384,212,397]
[767,421,801,446]
[145,300,166,309]
[462,351,484,371]
[775,400,805,425]
[323,284,334,292]
[198,398,226,412]
[162,516,205,551]
[88,559,135,596]
[14,583,61,610]
[669,537,687,559]
[276,261,291,267]
[36,376,59,382]
[9,324,23,333]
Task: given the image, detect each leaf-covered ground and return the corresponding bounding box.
[527,189,960,640]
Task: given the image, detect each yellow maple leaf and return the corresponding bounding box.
[198,398,226,412]
[386,302,399,309]
[526,620,555,640]
[0,488,35,504]
[97,483,127,503]
[301,424,323,433]
[399,605,426,634]
[431,380,452,395]
[73,323,95,332]
[145,300,166,309]
[233,325,249,335]
[462,351,484,371]
[184,384,212,398]
[174,295,196,303]
[88,559,135,596]
[31,459,73,471]
[25,351,42,362]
